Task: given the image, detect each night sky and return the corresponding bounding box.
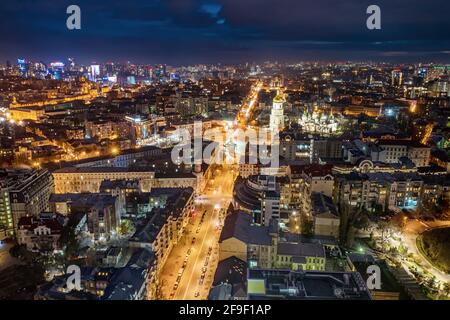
[1,0,450,65]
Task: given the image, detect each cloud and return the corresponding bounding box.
[0,0,449,64]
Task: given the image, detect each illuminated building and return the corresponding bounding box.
[0,188,13,239]
[90,64,100,81]
[377,140,430,167]
[391,68,403,87]
[16,213,65,250]
[427,79,449,97]
[0,169,54,238]
[52,167,155,193]
[269,92,285,133]
[299,109,339,135]
[17,58,29,78]
[125,116,154,143]
[334,172,423,211]
[49,62,65,80]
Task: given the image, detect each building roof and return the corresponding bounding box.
[277,242,326,258]
[219,211,272,246]
[377,139,429,149]
[289,164,333,177]
[53,167,154,174]
[311,192,339,218]
[103,266,147,300]
[18,213,66,233]
[212,256,247,290]
[247,269,371,300]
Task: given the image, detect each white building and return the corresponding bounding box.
[269,93,285,133]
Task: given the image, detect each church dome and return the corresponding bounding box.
[273,94,286,103]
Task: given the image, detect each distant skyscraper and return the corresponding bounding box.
[17,58,29,78]
[49,62,65,80]
[391,69,403,87]
[67,57,76,72]
[90,64,100,81]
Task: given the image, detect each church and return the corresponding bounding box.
[298,108,339,135]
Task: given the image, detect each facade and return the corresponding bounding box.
[17,213,66,251]
[274,242,326,271]
[287,164,335,219]
[377,140,430,167]
[311,192,340,238]
[219,211,274,268]
[128,188,194,274]
[261,191,280,227]
[0,169,54,238]
[334,172,423,211]
[53,167,155,193]
[311,138,343,163]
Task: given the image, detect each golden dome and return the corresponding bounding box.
[273,94,286,103]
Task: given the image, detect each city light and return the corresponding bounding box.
[0,4,448,305]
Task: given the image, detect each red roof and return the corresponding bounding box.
[289,164,333,177]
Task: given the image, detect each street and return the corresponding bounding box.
[401,219,450,284]
[157,164,237,300]
[0,242,18,272]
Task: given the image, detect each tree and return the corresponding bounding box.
[9,244,36,264]
[301,219,314,236]
[58,225,79,259]
[443,283,450,297]
[339,204,366,248]
[119,219,135,236]
[377,221,389,245]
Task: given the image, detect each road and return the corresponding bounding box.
[155,82,258,300]
[0,242,18,272]
[157,164,237,300]
[401,219,450,284]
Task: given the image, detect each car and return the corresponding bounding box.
[202,267,207,273]
[187,248,192,255]
[191,237,196,244]
[196,228,200,234]
[194,292,200,298]
[173,283,178,290]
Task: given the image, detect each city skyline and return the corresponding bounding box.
[1,0,450,305]
[1,0,450,65]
